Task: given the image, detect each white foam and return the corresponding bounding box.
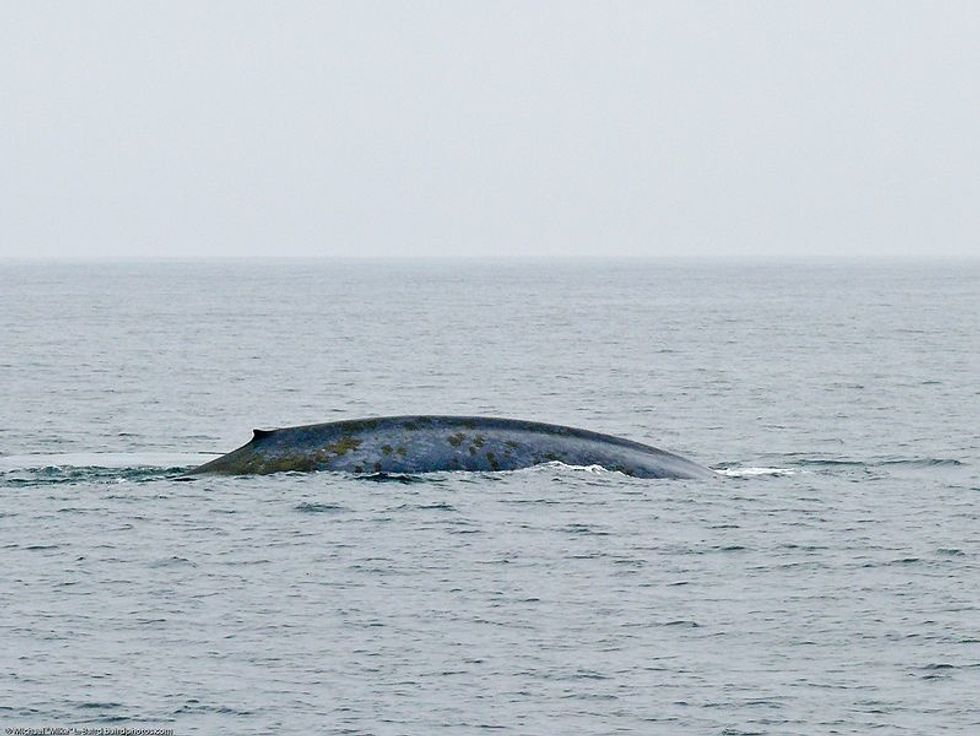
[542,461,617,475]
[715,466,797,478]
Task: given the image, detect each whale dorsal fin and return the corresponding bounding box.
[252,428,275,440]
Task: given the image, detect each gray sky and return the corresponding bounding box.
[2,1,978,259]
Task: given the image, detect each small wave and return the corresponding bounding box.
[561,523,612,536]
[793,456,963,469]
[77,701,124,710]
[794,458,868,467]
[294,502,349,513]
[173,701,255,716]
[416,502,457,511]
[0,452,213,487]
[355,472,433,484]
[388,501,458,513]
[876,457,964,467]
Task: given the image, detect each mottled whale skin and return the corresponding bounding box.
[188,415,717,480]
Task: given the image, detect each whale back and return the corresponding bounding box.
[189,415,717,479]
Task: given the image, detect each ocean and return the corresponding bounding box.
[1,259,977,735]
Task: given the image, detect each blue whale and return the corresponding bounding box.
[188,415,717,479]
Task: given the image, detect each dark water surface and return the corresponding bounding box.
[1,260,978,734]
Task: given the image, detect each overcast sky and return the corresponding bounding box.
[2,1,978,259]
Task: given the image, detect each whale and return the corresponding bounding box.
[187,415,717,479]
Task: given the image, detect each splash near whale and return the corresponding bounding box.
[188,415,717,479]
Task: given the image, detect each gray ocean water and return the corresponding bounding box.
[1,259,977,735]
